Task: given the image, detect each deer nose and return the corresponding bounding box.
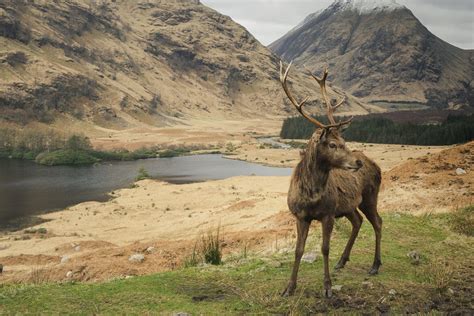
[356,160,363,168]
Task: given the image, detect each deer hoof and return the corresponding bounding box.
[324,288,333,298]
[334,261,346,270]
[368,267,379,275]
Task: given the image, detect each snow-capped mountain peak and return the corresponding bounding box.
[333,0,404,14]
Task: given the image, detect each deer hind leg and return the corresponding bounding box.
[282,218,310,297]
[359,200,382,275]
[321,215,335,298]
[335,210,363,270]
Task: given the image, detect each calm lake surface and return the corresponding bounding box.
[0,155,292,224]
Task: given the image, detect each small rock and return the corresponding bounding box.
[362,281,373,289]
[302,252,318,263]
[173,313,190,316]
[66,271,73,278]
[128,253,145,263]
[332,285,343,291]
[145,246,155,254]
[74,246,81,252]
[407,250,421,265]
[388,289,397,296]
[61,256,70,264]
[447,288,454,295]
[456,168,466,175]
[125,275,134,279]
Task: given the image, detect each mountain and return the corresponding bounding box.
[270,0,474,110]
[0,0,374,132]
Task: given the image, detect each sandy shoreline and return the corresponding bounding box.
[2,133,469,283]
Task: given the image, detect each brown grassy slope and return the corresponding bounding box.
[381,141,473,213]
[0,0,378,136]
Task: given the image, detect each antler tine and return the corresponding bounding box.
[333,96,346,110]
[280,61,328,129]
[305,66,351,126]
[337,116,354,126]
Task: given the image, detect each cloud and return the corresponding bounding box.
[201,0,473,49]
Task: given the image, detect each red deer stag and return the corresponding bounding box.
[280,62,382,298]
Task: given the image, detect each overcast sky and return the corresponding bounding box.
[201,0,474,50]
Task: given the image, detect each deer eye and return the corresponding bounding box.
[329,142,337,149]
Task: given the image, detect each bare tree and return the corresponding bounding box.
[280,62,382,298]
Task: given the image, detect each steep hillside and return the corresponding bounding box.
[270,0,474,110]
[0,0,375,134]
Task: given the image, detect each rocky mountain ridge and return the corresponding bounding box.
[270,0,473,110]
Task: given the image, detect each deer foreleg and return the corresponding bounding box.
[321,215,334,298]
[335,210,363,270]
[282,218,310,297]
[367,213,382,275]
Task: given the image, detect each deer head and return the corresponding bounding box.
[280,61,362,171]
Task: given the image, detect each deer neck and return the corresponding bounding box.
[300,145,331,198]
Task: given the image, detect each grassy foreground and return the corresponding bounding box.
[1,209,473,314]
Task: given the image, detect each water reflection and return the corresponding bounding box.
[0,155,291,224]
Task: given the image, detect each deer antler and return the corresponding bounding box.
[280,61,352,129]
[280,61,328,129]
[306,66,353,126]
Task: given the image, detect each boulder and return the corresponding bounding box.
[407,250,421,265]
[302,252,318,263]
[129,253,145,263]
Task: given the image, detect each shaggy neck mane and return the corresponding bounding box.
[296,137,330,199]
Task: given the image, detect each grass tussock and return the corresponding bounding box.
[184,226,223,267]
[184,242,200,268]
[423,257,456,292]
[135,167,150,181]
[27,267,53,285]
[202,226,222,265]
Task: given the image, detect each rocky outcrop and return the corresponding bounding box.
[0,74,98,123]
